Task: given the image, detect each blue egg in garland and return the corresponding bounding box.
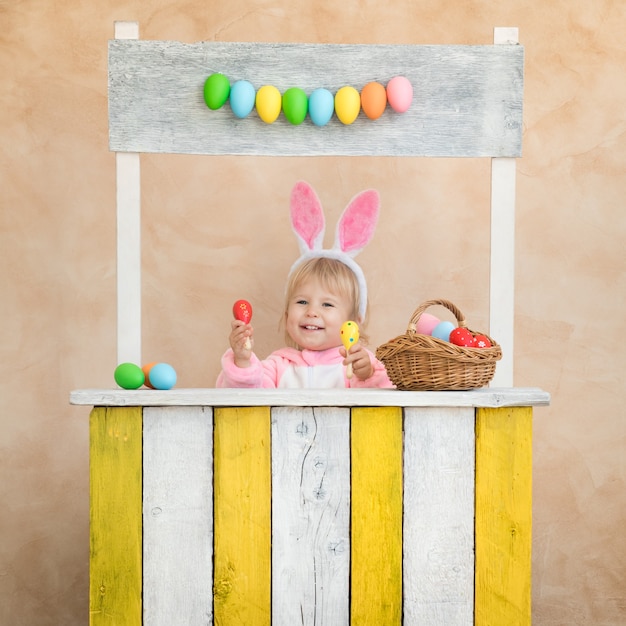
[229,80,256,119]
[308,88,335,126]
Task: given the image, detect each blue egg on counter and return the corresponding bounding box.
[432,321,456,342]
[308,88,334,126]
[229,80,256,119]
[148,363,177,390]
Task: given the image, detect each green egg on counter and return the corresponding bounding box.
[282,87,308,125]
[114,362,145,389]
[203,73,230,110]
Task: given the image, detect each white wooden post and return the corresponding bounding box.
[115,21,141,366]
[490,27,518,387]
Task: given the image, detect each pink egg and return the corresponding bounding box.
[415,313,440,335]
[386,76,413,113]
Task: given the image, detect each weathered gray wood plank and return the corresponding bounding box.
[142,406,214,626]
[109,40,523,157]
[403,406,475,625]
[271,407,350,626]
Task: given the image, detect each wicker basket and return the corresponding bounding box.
[376,299,502,391]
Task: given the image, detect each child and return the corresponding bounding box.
[216,181,394,389]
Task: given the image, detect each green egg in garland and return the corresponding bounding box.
[203,73,230,110]
[282,87,308,125]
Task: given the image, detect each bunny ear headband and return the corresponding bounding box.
[289,180,380,321]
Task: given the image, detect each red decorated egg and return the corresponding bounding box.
[449,327,476,347]
[233,299,253,323]
[473,334,492,348]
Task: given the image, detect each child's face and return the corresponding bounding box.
[285,277,352,351]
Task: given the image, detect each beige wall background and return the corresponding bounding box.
[1,1,624,624]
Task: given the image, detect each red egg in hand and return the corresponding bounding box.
[449,327,476,347]
[473,334,492,348]
[233,299,253,349]
[233,299,252,323]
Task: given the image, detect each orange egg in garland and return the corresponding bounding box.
[360,81,387,120]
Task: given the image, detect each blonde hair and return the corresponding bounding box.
[282,257,369,348]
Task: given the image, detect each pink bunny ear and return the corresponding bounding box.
[334,189,380,257]
[290,181,325,254]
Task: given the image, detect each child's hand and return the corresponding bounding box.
[340,342,373,381]
[230,319,253,367]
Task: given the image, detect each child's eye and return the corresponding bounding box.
[322,302,335,308]
[296,299,308,305]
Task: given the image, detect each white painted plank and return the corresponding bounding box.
[271,407,350,626]
[70,386,551,407]
[489,27,520,387]
[143,406,213,626]
[403,407,475,625]
[108,40,523,157]
[114,21,141,366]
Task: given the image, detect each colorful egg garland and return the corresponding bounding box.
[203,74,413,126]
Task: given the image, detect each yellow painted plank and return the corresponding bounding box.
[213,407,271,625]
[475,407,533,626]
[351,406,403,626]
[89,407,142,625]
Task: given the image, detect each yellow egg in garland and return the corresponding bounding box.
[255,85,282,124]
[334,86,361,125]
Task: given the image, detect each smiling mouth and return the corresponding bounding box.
[302,325,323,331]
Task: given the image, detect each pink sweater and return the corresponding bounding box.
[216,346,394,389]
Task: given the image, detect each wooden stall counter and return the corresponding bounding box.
[72,386,549,626]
